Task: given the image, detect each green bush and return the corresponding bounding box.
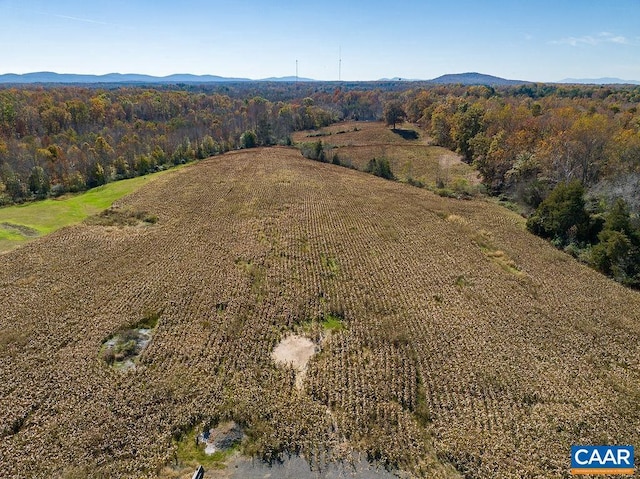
[240,130,257,149]
[526,180,595,246]
[589,199,640,286]
[451,178,474,197]
[365,158,395,180]
[406,176,424,188]
[528,187,640,288]
[299,140,327,162]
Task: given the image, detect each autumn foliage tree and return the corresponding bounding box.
[383,101,406,129]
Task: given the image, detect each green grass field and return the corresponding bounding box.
[0,171,173,253]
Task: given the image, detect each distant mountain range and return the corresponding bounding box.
[378,73,528,86]
[0,72,316,84]
[0,71,531,86]
[559,77,640,85]
[260,76,315,82]
[2,71,636,86]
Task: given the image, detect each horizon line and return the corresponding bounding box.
[0,71,639,85]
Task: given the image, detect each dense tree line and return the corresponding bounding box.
[399,83,640,211]
[0,87,340,203]
[525,181,640,287]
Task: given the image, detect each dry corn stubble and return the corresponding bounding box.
[0,147,639,478]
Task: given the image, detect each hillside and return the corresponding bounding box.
[292,121,480,190]
[1,147,639,478]
[428,72,526,86]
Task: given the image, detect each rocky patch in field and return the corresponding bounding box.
[198,421,245,456]
[100,310,160,370]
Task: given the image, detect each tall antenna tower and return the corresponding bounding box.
[339,46,342,81]
[296,59,298,83]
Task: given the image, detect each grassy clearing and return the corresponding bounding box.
[292,121,413,147]
[321,312,346,331]
[0,170,173,253]
[0,227,25,252]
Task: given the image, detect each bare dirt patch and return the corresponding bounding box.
[272,335,316,390]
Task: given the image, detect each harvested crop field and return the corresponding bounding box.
[1,147,639,478]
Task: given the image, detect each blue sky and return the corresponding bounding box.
[1,0,639,81]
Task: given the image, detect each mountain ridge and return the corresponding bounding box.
[559,77,640,85]
[0,72,316,84]
[428,72,527,86]
[6,71,639,86]
[0,71,530,85]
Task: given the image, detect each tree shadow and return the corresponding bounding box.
[391,128,419,140]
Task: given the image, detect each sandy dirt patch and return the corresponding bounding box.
[271,335,316,390]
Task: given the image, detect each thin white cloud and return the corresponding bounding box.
[551,32,630,46]
[34,11,124,28]
[600,31,628,44]
[49,13,110,25]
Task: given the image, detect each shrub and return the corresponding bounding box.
[50,183,65,197]
[451,178,473,197]
[240,130,257,149]
[526,180,595,246]
[406,176,424,188]
[299,140,327,162]
[365,158,395,180]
